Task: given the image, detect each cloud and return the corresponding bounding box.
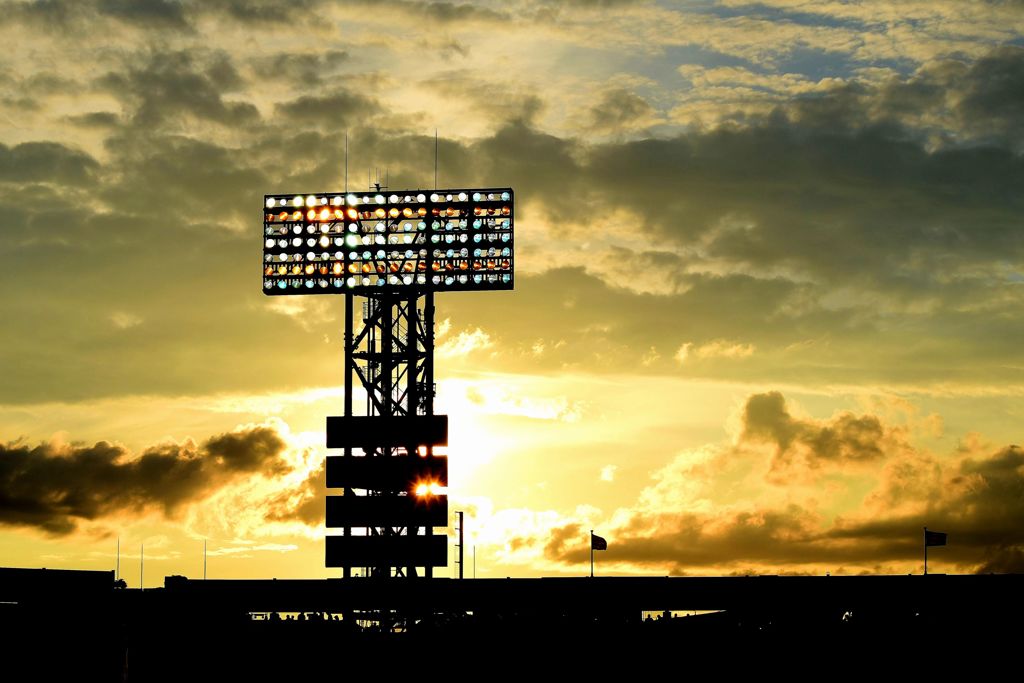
[438,326,494,357]
[98,50,258,129]
[676,340,756,363]
[741,391,892,476]
[109,311,143,329]
[538,392,1024,574]
[0,425,289,535]
[0,10,1021,405]
[0,142,99,185]
[585,87,658,134]
[273,89,381,128]
[263,459,326,527]
[96,0,190,29]
[255,50,350,85]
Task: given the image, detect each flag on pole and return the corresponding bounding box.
[591,533,607,551]
[925,530,947,547]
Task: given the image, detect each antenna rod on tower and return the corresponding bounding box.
[116,536,119,581]
[434,129,438,190]
[344,133,349,194]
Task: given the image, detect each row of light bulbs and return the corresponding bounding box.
[264,231,512,252]
[264,217,511,239]
[265,191,512,209]
[265,243,513,264]
[265,256,512,276]
[265,206,511,223]
[264,271,513,291]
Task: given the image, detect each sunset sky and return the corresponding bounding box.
[2,0,1023,584]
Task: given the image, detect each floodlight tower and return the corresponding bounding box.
[262,187,514,579]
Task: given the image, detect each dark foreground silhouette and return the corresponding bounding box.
[2,567,1020,679]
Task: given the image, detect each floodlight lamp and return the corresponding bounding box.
[293,196,303,207]
[331,196,342,206]
[375,194,385,204]
[266,198,276,208]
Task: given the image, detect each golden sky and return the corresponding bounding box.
[1,0,1023,584]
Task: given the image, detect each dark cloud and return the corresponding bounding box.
[274,89,381,128]
[0,426,287,535]
[66,111,121,128]
[778,45,1024,149]
[197,0,331,25]
[409,1,508,23]
[99,132,267,220]
[420,74,544,128]
[3,0,193,32]
[955,46,1024,144]
[975,547,1024,574]
[586,88,655,133]
[97,0,190,28]
[0,142,99,185]
[544,522,583,559]
[742,391,888,475]
[265,460,326,526]
[256,50,350,86]
[99,50,258,128]
[358,0,509,24]
[825,445,1024,559]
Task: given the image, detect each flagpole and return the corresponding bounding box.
[590,529,594,578]
[923,526,927,576]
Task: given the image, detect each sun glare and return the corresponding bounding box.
[414,481,445,497]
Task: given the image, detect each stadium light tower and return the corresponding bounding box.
[262,187,514,579]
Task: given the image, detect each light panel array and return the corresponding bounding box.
[262,188,514,294]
